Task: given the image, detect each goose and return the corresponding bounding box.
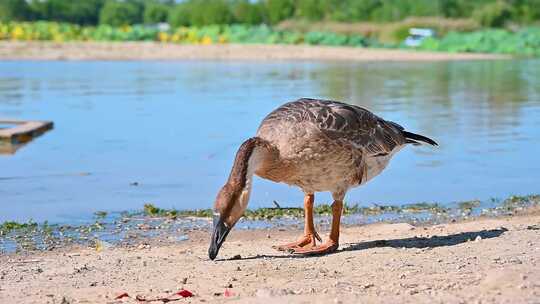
[209,98,437,260]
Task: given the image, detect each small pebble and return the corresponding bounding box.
[255,289,272,298]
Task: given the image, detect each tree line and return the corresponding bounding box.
[1,0,539,28]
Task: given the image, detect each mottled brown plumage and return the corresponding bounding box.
[209,98,437,259]
[254,98,430,195]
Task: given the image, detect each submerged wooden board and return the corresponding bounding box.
[0,119,54,144]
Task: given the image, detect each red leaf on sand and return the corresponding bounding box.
[176,289,194,297]
[224,289,234,297]
[114,292,130,300]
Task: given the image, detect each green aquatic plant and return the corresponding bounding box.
[143,203,180,217]
[400,202,448,214]
[0,220,38,236]
[113,193,540,222]
[245,207,303,220]
[94,211,108,218]
[357,204,401,215]
[135,201,448,220]
[175,208,213,218]
[458,200,481,210]
[41,220,54,235]
[501,194,540,210]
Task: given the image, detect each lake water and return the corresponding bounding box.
[1,60,539,224]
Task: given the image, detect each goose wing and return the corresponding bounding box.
[261,98,407,156]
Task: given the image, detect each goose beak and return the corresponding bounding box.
[208,214,230,260]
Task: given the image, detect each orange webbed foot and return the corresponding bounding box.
[290,241,338,255]
[272,232,322,251]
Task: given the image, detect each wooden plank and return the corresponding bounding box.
[0,143,19,155]
[0,119,54,144]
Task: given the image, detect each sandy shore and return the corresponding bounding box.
[0,41,508,61]
[1,211,539,304]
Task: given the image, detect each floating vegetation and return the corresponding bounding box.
[0,220,37,236]
[504,194,540,205]
[1,194,539,254]
[143,203,180,217]
[129,194,539,220]
[94,211,108,218]
[499,194,540,212]
[400,202,448,214]
[458,200,481,211]
[137,203,401,220]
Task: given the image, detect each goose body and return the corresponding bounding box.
[209,98,437,259]
[255,98,413,194]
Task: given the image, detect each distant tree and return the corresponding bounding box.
[144,2,170,24]
[508,0,540,23]
[27,0,104,25]
[0,0,32,22]
[440,0,466,18]
[193,0,233,25]
[295,0,326,21]
[473,0,514,27]
[333,0,382,22]
[370,1,404,22]
[6,0,540,28]
[168,2,192,27]
[168,0,233,26]
[405,0,441,17]
[231,0,264,24]
[323,0,348,22]
[264,0,295,25]
[440,0,511,19]
[99,0,143,26]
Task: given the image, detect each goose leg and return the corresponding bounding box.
[292,199,342,255]
[273,193,322,251]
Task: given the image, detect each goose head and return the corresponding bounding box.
[208,137,267,260]
[208,182,251,260]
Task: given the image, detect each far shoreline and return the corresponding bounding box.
[0,41,509,61]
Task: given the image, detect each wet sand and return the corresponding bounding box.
[0,41,508,61]
[1,210,539,304]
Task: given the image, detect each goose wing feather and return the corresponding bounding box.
[260,98,406,156]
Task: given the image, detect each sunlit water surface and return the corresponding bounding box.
[1,60,539,223]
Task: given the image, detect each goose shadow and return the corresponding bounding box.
[340,227,508,252]
[216,227,508,262]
